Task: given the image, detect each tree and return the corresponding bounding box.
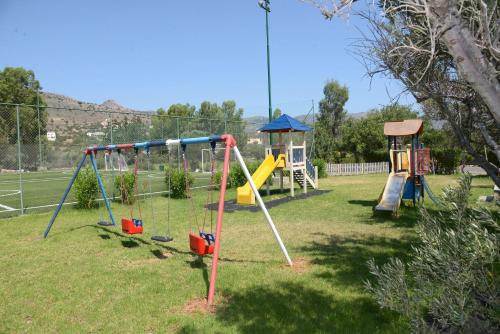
[340,104,418,162]
[0,67,47,170]
[306,0,500,186]
[273,108,282,119]
[314,80,349,161]
[151,100,247,147]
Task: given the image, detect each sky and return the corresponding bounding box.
[0,0,414,117]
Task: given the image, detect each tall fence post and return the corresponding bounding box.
[176,117,180,170]
[109,112,115,200]
[37,93,43,169]
[16,105,24,214]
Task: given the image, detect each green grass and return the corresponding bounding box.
[0,174,495,333]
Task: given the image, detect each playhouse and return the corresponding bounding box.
[236,114,319,205]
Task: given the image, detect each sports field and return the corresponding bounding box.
[0,174,495,333]
[0,169,211,216]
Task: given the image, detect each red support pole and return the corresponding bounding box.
[207,135,235,305]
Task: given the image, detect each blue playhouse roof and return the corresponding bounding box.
[257,114,312,133]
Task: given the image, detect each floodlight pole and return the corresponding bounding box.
[260,0,273,145]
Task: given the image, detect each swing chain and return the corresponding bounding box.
[132,148,143,222]
[166,145,171,236]
[145,147,157,235]
[202,141,217,235]
[182,144,199,232]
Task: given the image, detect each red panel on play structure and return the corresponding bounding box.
[416,148,431,175]
[121,218,143,235]
[189,233,214,256]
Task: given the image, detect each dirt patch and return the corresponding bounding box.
[180,295,230,315]
[182,297,215,315]
[284,257,311,273]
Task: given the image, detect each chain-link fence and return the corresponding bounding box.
[0,101,315,217]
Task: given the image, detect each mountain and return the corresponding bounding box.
[42,92,150,143]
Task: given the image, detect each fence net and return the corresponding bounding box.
[0,102,319,217]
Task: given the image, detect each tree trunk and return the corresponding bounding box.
[430,0,500,125]
[447,114,500,188]
[478,122,500,163]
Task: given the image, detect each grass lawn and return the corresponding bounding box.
[0,173,495,333]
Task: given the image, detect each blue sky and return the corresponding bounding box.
[0,0,413,116]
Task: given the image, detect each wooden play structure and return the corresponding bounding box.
[237,114,319,205]
[375,119,437,215]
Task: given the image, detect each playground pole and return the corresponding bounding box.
[43,153,87,238]
[259,0,273,145]
[89,152,116,226]
[207,137,233,305]
[233,145,293,266]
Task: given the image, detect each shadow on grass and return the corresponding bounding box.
[121,239,140,248]
[348,199,378,207]
[93,225,193,255]
[369,208,420,228]
[150,249,169,259]
[186,256,210,293]
[203,281,404,334]
[301,234,416,289]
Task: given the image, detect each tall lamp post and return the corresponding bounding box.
[258,0,273,145]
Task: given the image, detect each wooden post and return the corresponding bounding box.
[314,166,318,188]
[303,132,307,194]
[289,131,294,197]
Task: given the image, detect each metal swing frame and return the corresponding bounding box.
[43,134,293,305]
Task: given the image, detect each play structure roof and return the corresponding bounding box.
[384,119,423,136]
[258,114,312,133]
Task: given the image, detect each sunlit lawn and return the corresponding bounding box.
[0,173,495,333]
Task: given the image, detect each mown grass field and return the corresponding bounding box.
[0,169,211,215]
[0,174,495,333]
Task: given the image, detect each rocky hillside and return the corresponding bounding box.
[42,92,149,144]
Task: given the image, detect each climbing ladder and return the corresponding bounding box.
[292,158,317,189]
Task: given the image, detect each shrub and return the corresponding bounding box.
[74,166,99,209]
[213,170,229,190]
[114,172,136,204]
[229,161,261,188]
[365,175,500,333]
[312,158,328,178]
[165,167,194,199]
[432,148,462,174]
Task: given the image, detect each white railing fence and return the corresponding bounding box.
[326,162,388,176]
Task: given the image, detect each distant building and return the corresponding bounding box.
[47,131,56,142]
[247,137,262,145]
[86,132,105,137]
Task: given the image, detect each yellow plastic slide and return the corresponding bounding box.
[236,154,286,205]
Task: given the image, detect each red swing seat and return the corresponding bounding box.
[122,218,143,235]
[189,233,214,256]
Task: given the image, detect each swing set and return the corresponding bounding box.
[43,134,293,305]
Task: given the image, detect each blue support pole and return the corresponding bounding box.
[89,152,116,226]
[43,153,87,238]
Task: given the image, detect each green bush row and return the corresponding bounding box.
[73,159,283,209]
